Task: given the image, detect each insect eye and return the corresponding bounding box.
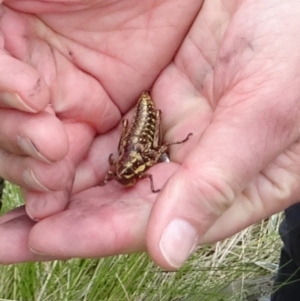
[124,169,132,176]
[117,166,133,179]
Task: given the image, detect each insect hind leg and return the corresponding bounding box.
[164,133,193,147]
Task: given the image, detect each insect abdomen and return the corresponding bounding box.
[126,92,157,146]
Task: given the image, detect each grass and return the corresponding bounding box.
[0,182,282,301]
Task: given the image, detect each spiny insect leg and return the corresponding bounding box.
[100,170,116,186]
[101,153,117,186]
[139,173,160,193]
[153,109,162,148]
[164,133,193,147]
[153,145,168,163]
[118,119,129,154]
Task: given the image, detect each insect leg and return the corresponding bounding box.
[118,119,129,154]
[99,170,116,186]
[164,133,193,147]
[154,132,192,162]
[139,173,160,193]
[141,144,168,165]
[100,154,117,186]
[153,145,168,163]
[153,109,162,149]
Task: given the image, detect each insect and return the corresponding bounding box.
[100,91,192,193]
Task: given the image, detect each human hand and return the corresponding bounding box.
[30,0,300,266]
[0,0,202,262]
[3,0,300,268]
[0,0,201,220]
[146,0,300,269]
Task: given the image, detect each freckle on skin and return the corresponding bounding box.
[33,78,41,92]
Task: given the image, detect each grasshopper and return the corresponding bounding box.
[100,91,192,192]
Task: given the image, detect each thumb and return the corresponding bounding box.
[146,96,300,269]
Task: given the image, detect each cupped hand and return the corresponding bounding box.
[147,0,300,269]
[0,0,201,222]
[2,0,300,268]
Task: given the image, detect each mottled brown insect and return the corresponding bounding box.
[100,91,192,192]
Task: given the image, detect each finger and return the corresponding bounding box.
[23,189,71,221]
[29,195,150,258]
[73,128,120,193]
[0,120,92,191]
[28,164,178,259]
[0,206,26,224]
[23,122,94,219]
[0,109,68,162]
[0,52,50,112]
[146,92,300,269]
[0,206,66,263]
[0,149,73,191]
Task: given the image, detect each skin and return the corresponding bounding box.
[1,0,300,269]
[0,0,203,262]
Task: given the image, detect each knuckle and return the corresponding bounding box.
[188,170,236,217]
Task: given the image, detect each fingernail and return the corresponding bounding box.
[25,208,40,222]
[0,92,37,113]
[29,247,68,260]
[18,136,51,163]
[29,247,50,256]
[22,169,49,192]
[159,219,198,268]
[29,247,58,258]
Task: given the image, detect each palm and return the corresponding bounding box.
[3,0,201,124]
